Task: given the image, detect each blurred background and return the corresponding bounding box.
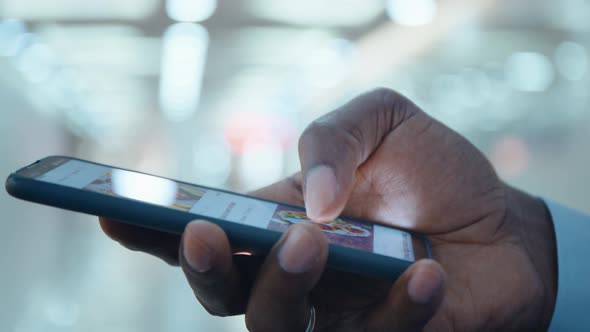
[1,0,588,331]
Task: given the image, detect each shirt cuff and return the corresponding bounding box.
[544,199,590,331]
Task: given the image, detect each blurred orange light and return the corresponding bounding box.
[490,135,530,177]
[224,112,296,154]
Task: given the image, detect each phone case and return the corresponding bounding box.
[5,156,432,280]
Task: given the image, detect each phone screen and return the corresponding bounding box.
[19,157,427,262]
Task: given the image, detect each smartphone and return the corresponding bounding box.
[6,156,432,280]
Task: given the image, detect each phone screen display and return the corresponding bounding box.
[24,158,426,262]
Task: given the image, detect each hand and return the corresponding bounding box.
[100,88,557,331]
[101,185,445,332]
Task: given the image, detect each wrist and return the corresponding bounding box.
[505,185,557,330]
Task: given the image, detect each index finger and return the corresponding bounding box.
[99,217,181,265]
[298,88,420,222]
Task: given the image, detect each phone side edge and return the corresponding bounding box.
[328,244,412,280]
[18,156,428,244]
[6,174,285,254]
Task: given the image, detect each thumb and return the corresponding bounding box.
[298,88,420,222]
[364,259,446,332]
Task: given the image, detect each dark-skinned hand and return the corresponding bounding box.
[100,88,557,331]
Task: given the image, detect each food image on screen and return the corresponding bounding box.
[83,172,115,195]
[269,205,374,252]
[173,185,206,210]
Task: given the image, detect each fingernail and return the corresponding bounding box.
[305,165,337,222]
[183,222,212,273]
[278,225,320,274]
[407,263,445,304]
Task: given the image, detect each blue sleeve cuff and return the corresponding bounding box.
[545,199,590,331]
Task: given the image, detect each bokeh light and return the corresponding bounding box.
[166,0,217,22]
[490,135,531,178]
[159,23,209,122]
[386,0,438,27]
[505,52,555,92]
[554,41,589,81]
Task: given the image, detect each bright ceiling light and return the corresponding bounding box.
[247,0,384,26]
[166,0,217,22]
[0,0,159,20]
[505,52,554,92]
[386,0,438,27]
[159,23,209,122]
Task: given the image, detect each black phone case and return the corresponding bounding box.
[5,156,432,280]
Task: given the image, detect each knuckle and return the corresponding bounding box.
[370,86,402,100]
[374,87,414,113]
[366,86,407,109]
[298,87,423,164]
[370,87,420,129]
